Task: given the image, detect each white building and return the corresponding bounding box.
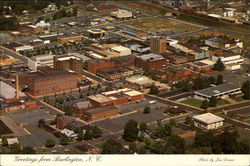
[60,128,78,139]
[223,8,236,17]
[111,9,132,19]
[111,46,131,56]
[193,113,224,130]
[7,138,19,146]
[205,37,243,49]
[194,83,241,100]
[212,54,244,70]
[28,54,55,71]
[0,81,25,99]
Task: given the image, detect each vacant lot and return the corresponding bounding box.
[129,18,198,32]
[181,98,203,108]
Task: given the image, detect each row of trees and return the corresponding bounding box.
[52,7,77,20]
[0,16,19,30]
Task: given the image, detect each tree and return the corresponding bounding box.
[143,106,151,114]
[64,106,73,116]
[91,125,102,138]
[38,119,45,127]
[209,96,217,107]
[129,143,137,153]
[84,127,93,140]
[73,7,78,16]
[23,146,36,154]
[241,80,250,99]
[195,131,213,147]
[193,77,211,90]
[154,123,172,138]
[149,85,159,94]
[216,74,223,85]
[170,119,176,127]
[139,122,148,132]
[200,100,209,109]
[45,139,55,148]
[165,135,185,154]
[101,139,123,154]
[60,137,69,146]
[122,120,139,142]
[213,59,225,71]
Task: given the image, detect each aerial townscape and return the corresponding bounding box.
[0,0,249,155]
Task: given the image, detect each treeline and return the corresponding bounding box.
[0,16,19,30]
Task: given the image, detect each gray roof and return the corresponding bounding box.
[195,83,240,97]
[75,101,92,109]
[136,53,164,61]
[85,105,117,114]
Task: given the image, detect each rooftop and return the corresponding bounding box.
[193,113,224,124]
[85,105,117,114]
[195,83,240,97]
[136,53,164,61]
[88,94,111,103]
[125,75,155,85]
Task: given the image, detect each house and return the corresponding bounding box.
[194,83,241,100]
[56,115,75,129]
[193,113,224,130]
[60,128,78,139]
[7,137,19,146]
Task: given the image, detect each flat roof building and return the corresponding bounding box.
[125,75,155,90]
[194,83,241,100]
[193,113,224,130]
[135,53,166,71]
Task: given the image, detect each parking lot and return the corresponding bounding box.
[92,101,171,133]
[9,110,55,124]
[226,106,250,125]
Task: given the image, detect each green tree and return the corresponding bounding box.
[143,106,151,114]
[170,119,176,127]
[38,119,45,127]
[84,127,93,140]
[23,146,36,154]
[213,59,225,71]
[60,137,69,146]
[64,106,73,116]
[241,80,250,99]
[45,139,55,148]
[101,139,123,154]
[200,100,209,109]
[209,96,217,107]
[129,143,137,153]
[149,85,159,94]
[165,135,185,154]
[122,120,139,142]
[216,74,223,85]
[91,125,102,138]
[139,122,148,132]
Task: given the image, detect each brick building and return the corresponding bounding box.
[87,59,115,74]
[135,53,166,71]
[97,67,134,81]
[84,105,118,121]
[87,88,144,107]
[150,36,167,54]
[58,36,83,44]
[56,115,75,129]
[20,67,78,96]
[53,55,83,75]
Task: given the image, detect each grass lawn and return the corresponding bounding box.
[181,98,203,108]
[216,99,230,106]
[177,13,250,34]
[129,18,198,32]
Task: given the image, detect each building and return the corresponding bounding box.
[211,50,244,70]
[56,115,75,129]
[53,55,83,75]
[111,9,132,19]
[153,65,198,83]
[125,75,155,90]
[135,53,166,71]
[122,28,147,38]
[1,42,33,52]
[58,36,83,44]
[110,46,131,56]
[87,88,144,107]
[73,101,93,115]
[87,29,107,39]
[28,54,55,71]
[189,59,214,72]
[60,128,78,139]
[84,105,118,121]
[150,36,167,54]
[97,67,134,81]
[20,67,78,96]
[87,59,115,74]
[194,83,241,100]
[205,37,243,49]
[7,138,19,146]
[193,113,224,130]
[164,106,186,115]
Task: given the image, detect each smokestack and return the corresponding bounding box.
[16,74,19,100]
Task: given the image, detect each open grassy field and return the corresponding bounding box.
[126,1,166,15]
[177,13,250,34]
[129,18,199,32]
[181,98,203,108]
